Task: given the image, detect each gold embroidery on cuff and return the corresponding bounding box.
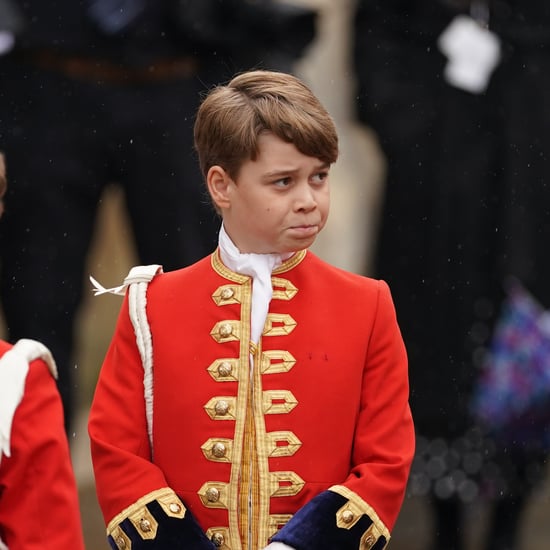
[111,526,131,550]
[206,527,231,549]
[128,507,158,540]
[106,488,183,540]
[157,493,186,519]
[329,485,391,548]
[336,501,363,529]
[361,523,385,549]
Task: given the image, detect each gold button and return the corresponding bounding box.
[214,400,229,416]
[219,323,233,337]
[212,442,227,458]
[206,487,220,502]
[212,532,225,547]
[116,537,126,549]
[221,287,234,300]
[139,518,152,532]
[342,510,355,524]
[217,361,233,377]
[364,534,375,548]
[169,502,181,514]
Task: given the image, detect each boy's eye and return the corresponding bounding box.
[311,171,329,185]
[274,177,291,187]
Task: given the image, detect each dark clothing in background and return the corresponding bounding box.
[0,0,317,433]
[353,1,550,548]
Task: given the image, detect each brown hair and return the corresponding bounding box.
[194,70,339,181]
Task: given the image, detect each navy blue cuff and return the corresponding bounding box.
[271,486,389,550]
[107,488,215,550]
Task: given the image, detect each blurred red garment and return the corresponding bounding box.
[0,339,85,550]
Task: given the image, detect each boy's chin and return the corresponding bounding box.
[286,235,318,252]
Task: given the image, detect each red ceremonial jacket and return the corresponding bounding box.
[89,250,415,550]
[0,339,85,550]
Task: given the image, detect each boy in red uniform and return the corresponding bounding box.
[0,153,85,550]
[89,70,415,550]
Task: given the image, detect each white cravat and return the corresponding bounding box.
[218,225,291,344]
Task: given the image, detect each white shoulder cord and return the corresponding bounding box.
[90,264,162,452]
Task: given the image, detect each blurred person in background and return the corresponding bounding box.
[0,152,85,550]
[0,0,317,434]
[353,1,550,549]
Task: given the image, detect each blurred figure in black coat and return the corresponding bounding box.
[353,1,550,549]
[0,0,317,434]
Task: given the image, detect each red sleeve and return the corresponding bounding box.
[343,279,415,528]
[88,294,169,524]
[0,359,85,550]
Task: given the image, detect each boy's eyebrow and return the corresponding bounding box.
[263,162,330,178]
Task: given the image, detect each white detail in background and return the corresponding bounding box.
[438,15,501,94]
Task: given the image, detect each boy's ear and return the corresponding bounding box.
[207,165,232,210]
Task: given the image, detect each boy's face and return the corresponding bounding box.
[210,132,330,254]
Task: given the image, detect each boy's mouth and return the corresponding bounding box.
[288,224,318,237]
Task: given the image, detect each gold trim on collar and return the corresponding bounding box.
[273,250,307,273]
[211,250,250,282]
[211,248,307,279]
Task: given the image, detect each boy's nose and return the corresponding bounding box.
[294,182,317,210]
